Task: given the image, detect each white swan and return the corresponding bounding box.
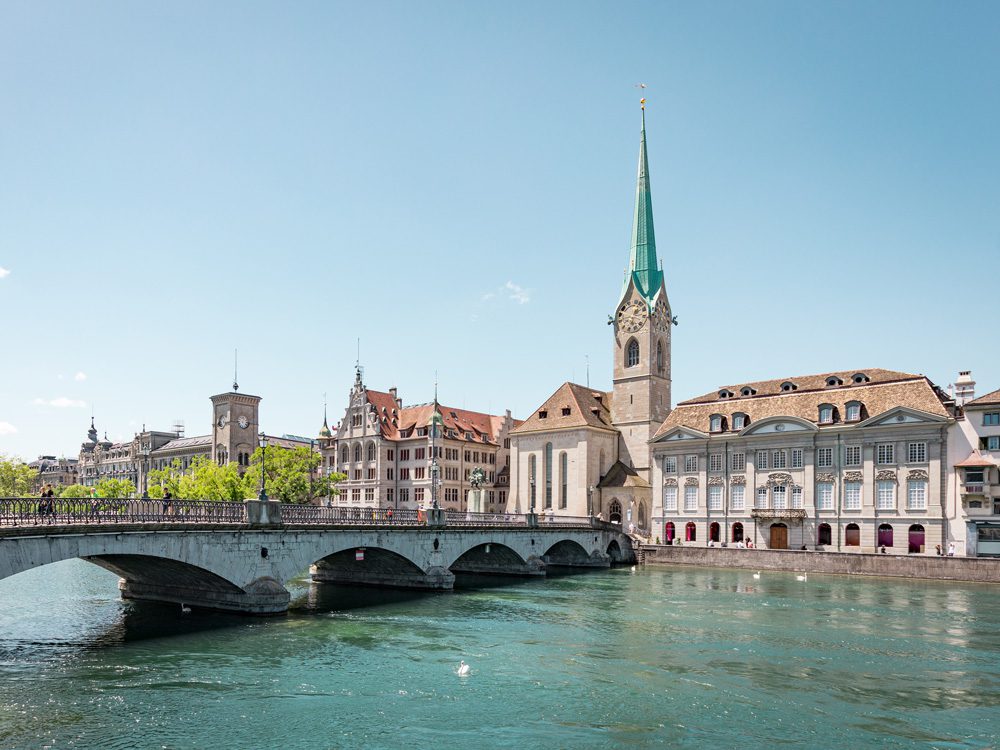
[752,571,761,580]
[796,572,808,582]
[457,660,470,676]
[180,603,192,614]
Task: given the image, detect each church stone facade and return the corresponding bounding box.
[507,105,672,534]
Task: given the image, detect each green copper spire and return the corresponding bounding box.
[625,104,664,305]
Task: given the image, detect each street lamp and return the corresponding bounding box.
[258,432,269,502]
[529,476,536,513]
[141,445,151,499]
[587,485,595,517]
[309,438,315,504]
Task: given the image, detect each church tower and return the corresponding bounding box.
[610,101,673,477]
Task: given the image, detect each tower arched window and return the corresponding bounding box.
[626,339,640,368]
[656,341,664,374]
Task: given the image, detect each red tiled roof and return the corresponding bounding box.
[513,382,615,434]
[954,451,997,468]
[364,389,510,445]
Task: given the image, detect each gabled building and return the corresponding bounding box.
[321,369,518,511]
[945,373,1000,555]
[649,369,955,552]
[507,102,673,532]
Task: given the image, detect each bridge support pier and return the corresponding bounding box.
[543,551,612,569]
[118,576,291,615]
[451,555,547,578]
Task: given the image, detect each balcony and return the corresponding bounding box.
[962,484,986,495]
[751,508,807,520]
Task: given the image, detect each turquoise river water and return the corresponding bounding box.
[0,560,998,749]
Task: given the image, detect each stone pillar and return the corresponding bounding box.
[245,500,283,527]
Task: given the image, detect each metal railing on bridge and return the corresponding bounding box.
[0,498,617,531]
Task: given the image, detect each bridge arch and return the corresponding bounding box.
[543,539,592,565]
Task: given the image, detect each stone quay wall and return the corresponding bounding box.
[642,545,1000,584]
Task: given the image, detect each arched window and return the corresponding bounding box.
[353,443,361,463]
[709,522,720,542]
[664,521,675,542]
[609,499,622,524]
[845,401,863,422]
[845,523,861,547]
[817,523,832,546]
[559,452,567,509]
[626,339,640,368]
[908,524,925,554]
[878,523,894,548]
[366,442,376,461]
[656,341,664,374]
[818,404,835,424]
[340,445,349,464]
[710,414,723,433]
[544,442,553,509]
[685,521,697,542]
[528,454,537,508]
[732,522,744,542]
[638,502,647,528]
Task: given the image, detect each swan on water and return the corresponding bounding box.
[180,603,192,614]
[796,572,808,582]
[752,571,761,580]
[457,661,471,676]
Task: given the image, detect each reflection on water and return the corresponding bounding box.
[1,559,999,749]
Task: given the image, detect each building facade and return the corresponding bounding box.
[945,372,1000,556]
[28,455,79,491]
[507,103,671,533]
[649,370,955,553]
[320,370,516,512]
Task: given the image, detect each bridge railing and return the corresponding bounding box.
[444,510,528,526]
[0,497,246,526]
[280,505,423,526]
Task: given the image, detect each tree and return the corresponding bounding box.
[0,454,38,497]
[242,446,344,504]
[95,478,136,499]
[148,457,249,501]
[59,484,91,499]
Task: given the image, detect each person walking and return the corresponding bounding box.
[162,489,173,517]
[947,542,956,557]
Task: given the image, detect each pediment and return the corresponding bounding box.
[740,416,817,436]
[858,407,950,428]
[652,425,708,442]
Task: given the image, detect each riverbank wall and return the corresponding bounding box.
[642,545,1000,584]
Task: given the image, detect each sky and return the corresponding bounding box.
[1,1,998,461]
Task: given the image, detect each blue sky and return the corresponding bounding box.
[1,1,998,461]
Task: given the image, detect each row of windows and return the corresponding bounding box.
[663,442,928,474]
[527,444,569,510]
[662,480,928,512]
[663,520,924,548]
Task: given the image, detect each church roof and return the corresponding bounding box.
[512,382,615,434]
[965,387,1000,408]
[598,460,650,489]
[654,369,950,437]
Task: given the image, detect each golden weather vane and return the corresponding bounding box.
[634,82,648,109]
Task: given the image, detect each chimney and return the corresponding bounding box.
[389,386,402,409]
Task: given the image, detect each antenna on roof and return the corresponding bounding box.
[233,349,239,392]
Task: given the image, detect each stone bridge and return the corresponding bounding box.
[0,500,635,613]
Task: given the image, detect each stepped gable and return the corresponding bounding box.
[965,387,1000,408]
[363,389,510,444]
[513,382,615,434]
[655,369,949,436]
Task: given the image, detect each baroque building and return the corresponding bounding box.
[649,369,956,553]
[320,370,517,512]
[28,455,79,491]
[507,103,672,532]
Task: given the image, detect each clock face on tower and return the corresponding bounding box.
[238,416,249,429]
[653,297,671,332]
[617,300,648,333]
[217,415,227,428]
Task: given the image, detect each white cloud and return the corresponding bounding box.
[32,397,87,408]
[480,292,496,302]
[0,267,9,279]
[0,421,17,435]
[74,371,87,382]
[504,281,531,304]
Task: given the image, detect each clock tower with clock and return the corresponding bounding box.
[610,103,673,477]
[210,382,261,469]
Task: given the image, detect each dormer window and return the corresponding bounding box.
[819,404,835,424]
[710,414,723,433]
[826,376,844,387]
[780,381,798,392]
[740,386,757,397]
[732,413,747,430]
[465,431,474,439]
[417,427,428,437]
[718,389,734,399]
[538,411,548,420]
[851,373,870,384]
[845,401,863,422]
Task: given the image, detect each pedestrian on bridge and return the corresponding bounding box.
[162,490,173,517]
